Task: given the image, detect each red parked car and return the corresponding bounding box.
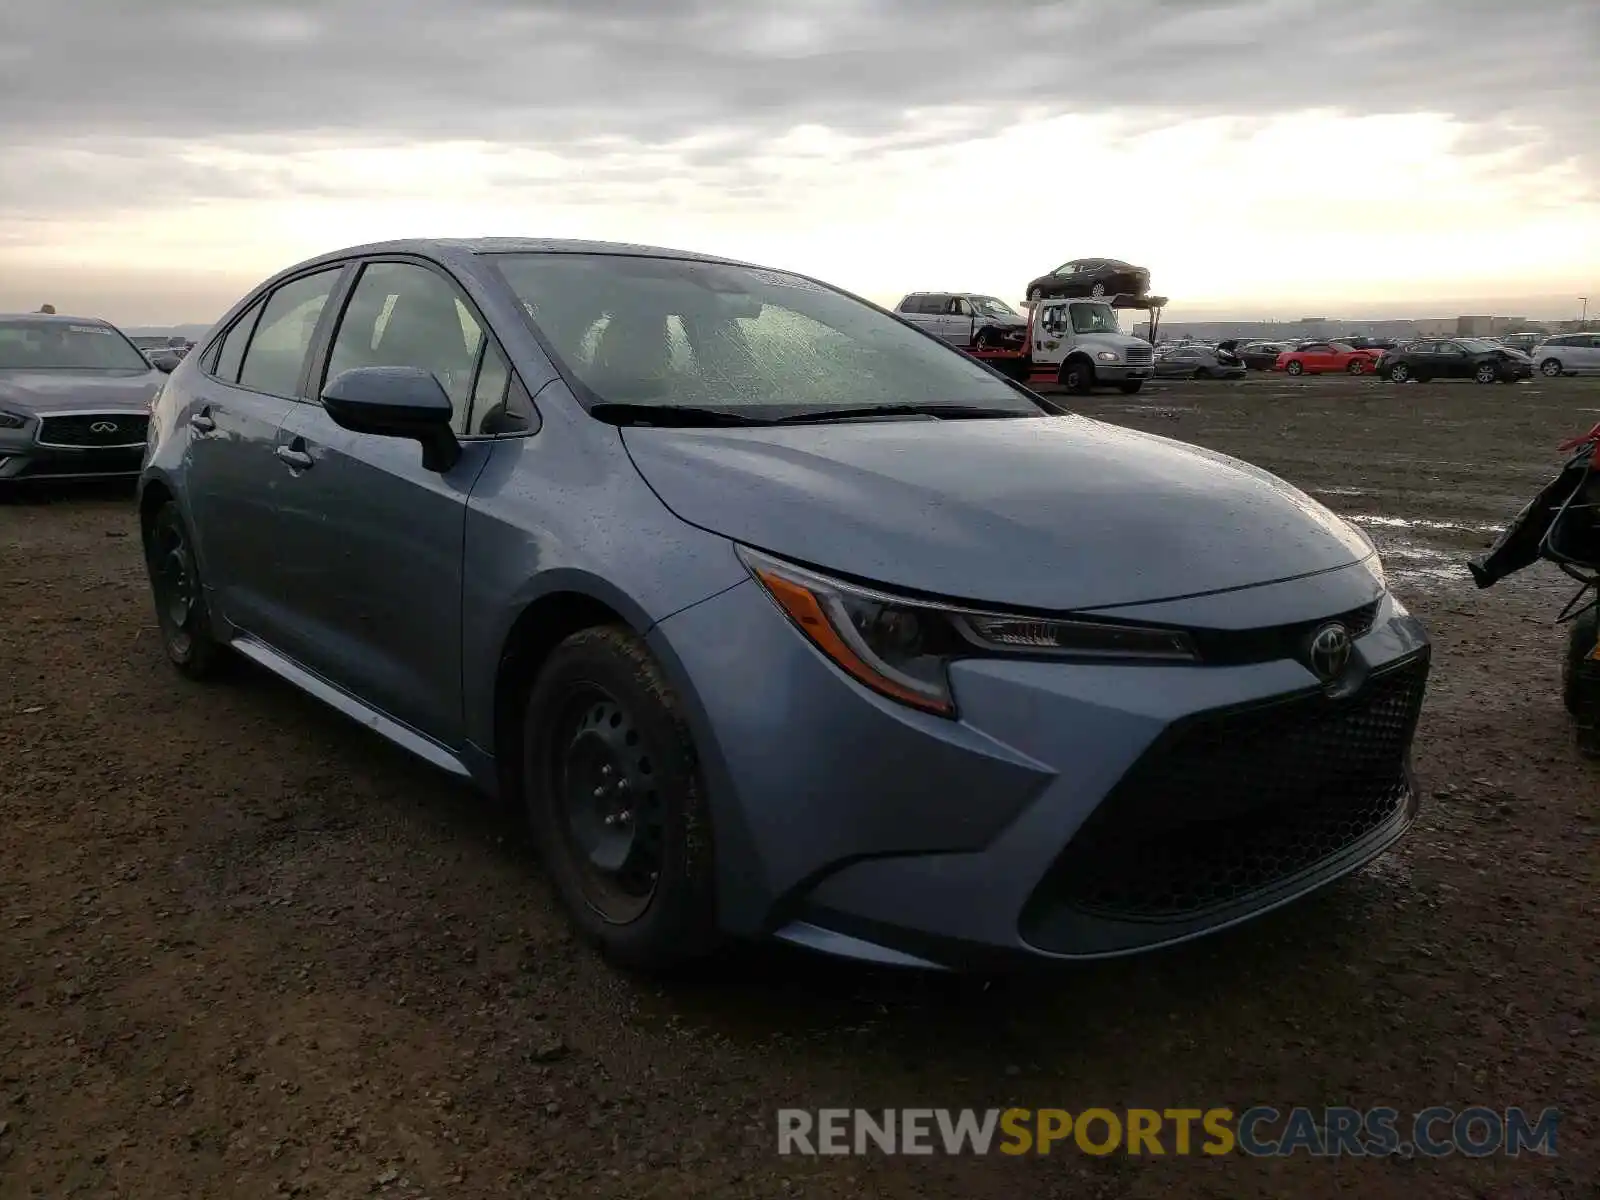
[1274,341,1384,376]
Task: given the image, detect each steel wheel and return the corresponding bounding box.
[550,686,666,925]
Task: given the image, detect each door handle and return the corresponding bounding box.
[275,445,314,470]
[189,411,215,433]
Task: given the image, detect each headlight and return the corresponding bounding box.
[738,547,1198,717]
[0,410,26,429]
[1096,350,1120,362]
[1363,552,1387,593]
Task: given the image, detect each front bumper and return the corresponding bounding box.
[1094,362,1153,382]
[652,566,1430,970]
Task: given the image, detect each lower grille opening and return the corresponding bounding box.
[1022,654,1428,935]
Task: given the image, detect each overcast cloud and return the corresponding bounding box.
[4,0,1597,201]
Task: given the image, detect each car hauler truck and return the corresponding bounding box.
[964,294,1167,393]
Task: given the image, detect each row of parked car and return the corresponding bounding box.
[1157,333,1600,383]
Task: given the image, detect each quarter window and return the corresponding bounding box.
[324,261,485,433]
[210,300,263,383]
[236,268,343,397]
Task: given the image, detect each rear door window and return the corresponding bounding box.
[237,268,343,397]
[209,300,264,383]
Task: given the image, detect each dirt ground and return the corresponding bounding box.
[1,373,1595,1199]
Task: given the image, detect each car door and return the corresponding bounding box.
[1298,342,1330,371]
[263,257,502,746]
[1432,342,1472,378]
[183,265,348,636]
[943,297,975,345]
[1578,335,1600,373]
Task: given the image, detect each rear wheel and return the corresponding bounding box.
[523,626,720,972]
[1540,358,1564,378]
[1347,358,1367,375]
[1286,360,1304,376]
[1474,362,1498,384]
[142,501,226,679]
[1059,357,1096,394]
[1028,287,1044,302]
[1388,362,1410,383]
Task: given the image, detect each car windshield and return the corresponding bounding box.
[973,296,1018,317]
[1068,303,1119,335]
[0,320,150,370]
[491,253,1044,417]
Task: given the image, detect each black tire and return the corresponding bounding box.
[1388,362,1410,383]
[1118,380,1144,394]
[1089,282,1107,299]
[1347,358,1367,375]
[1285,360,1304,376]
[522,625,719,972]
[1474,362,1498,384]
[1540,358,1563,378]
[1192,367,1208,380]
[1058,357,1096,394]
[1028,287,1043,302]
[1562,606,1598,714]
[141,500,226,679]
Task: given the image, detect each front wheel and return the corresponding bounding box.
[1540,358,1564,378]
[1285,360,1304,376]
[1474,362,1499,384]
[142,500,226,679]
[1388,363,1410,383]
[1347,358,1367,375]
[1028,287,1043,302]
[1089,282,1107,299]
[1059,358,1096,394]
[523,626,720,972]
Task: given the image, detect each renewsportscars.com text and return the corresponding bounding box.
[776,1106,1560,1158]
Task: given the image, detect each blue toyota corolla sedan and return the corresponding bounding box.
[138,239,1430,972]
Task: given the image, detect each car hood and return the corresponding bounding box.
[0,368,165,414]
[622,414,1374,611]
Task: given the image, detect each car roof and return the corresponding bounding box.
[0,312,112,326]
[283,237,767,275]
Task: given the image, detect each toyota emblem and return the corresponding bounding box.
[90,420,118,433]
[1308,622,1352,681]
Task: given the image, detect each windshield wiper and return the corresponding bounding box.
[589,402,776,428]
[772,403,1037,425]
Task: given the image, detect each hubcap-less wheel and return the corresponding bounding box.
[1541,358,1563,377]
[1286,361,1303,375]
[1389,363,1409,383]
[1347,359,1365,375]
[554,689,665,924]
[1029,288,1042,301]
[150,513,196,654]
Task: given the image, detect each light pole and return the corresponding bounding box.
[1581,297,1589,328]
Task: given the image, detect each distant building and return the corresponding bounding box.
[1456,315,1494,336]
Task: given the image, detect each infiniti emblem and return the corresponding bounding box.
[1308,622,1352,681]
[90,420,118,433]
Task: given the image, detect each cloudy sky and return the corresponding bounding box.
[3,0,1597,326]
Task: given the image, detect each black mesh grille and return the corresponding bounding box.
[37,413,148,447]
[1031,655,1428,922]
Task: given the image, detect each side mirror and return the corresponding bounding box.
[321,366,461,472]
[151,353,180,373]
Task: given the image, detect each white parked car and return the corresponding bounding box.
[1531,333,1600,377]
